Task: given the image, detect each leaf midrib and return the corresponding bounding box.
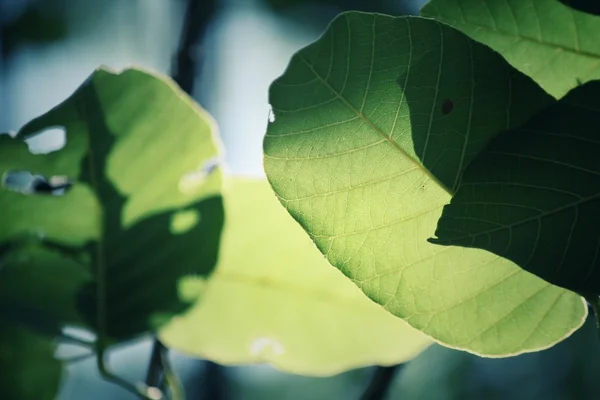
[78,85,108,342]
[297,52,452,195]
[215,271,384,308]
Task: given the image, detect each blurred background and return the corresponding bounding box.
[2,0,600,399]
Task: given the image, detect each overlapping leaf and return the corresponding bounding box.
[161,178,430,375]
[0,67,224,340]
[263,11,586,355]
[432,81,600,295]
[421,0,600,98]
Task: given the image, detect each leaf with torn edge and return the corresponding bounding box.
[0,67,224,340]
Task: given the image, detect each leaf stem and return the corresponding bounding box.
[359,365,400,400]
[145,339,166,392]
[160,343,186,400]
[97,345,164,400]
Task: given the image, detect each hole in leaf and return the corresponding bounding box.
[170,209,201,234]
[268,104,276,123]
[178,157,221,194]
[249,337,285,356]
[24,126,66,155]
[441,99,454,115]
[2,170,72,195]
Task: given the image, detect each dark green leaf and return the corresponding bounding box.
[0,243,91,335]
[432,81,600,295]
[0,321,63,400]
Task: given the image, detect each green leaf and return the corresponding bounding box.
[432,81,600,295]
[160,178,431,376]
[263,11,586,355]
[0,243,91,335]
[0,135,99,246]
[420,0,600,99]
[1,67,224,340]
[0,322,63,400]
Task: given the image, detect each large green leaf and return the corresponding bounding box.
[421,0,600,99]
[160,178,430,375]
[0,67,224,340]
[432,81,600,295]
[0,321,63,400]
[263,11,586,355]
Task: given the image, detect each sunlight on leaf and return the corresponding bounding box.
[421,0,600,98]
[263,11,586,356]
[160,178,431,376]
[0,67,224,340]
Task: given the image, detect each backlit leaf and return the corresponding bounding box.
[421,0,600,98]
[160,178,430,375]
[0,67,224,340]
[263,11,586,355]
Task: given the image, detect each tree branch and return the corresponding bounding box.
[585,294,600,342]
[359,365,400,400]
[171,0,217,94]
[145,339,167,392]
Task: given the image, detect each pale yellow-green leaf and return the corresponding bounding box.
[160,178,430,376]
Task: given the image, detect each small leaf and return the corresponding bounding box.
[160,178,431,376]
[0,321,63,400]
[432,81,600,295]
[421,0,600,98]
[1,67,225,340]
[263,11,586,355]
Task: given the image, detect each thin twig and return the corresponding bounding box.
[171,0,217,94]
[145,339,167,392]
[97,346,163,400]
[585,294,600,342]
[359,365,400,400]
